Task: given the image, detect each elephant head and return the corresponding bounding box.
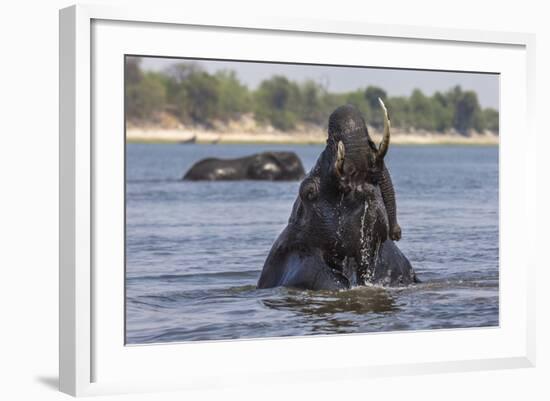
[287,100,392,285]
[258,99,416,290]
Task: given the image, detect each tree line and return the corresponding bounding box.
[125,58,499,134]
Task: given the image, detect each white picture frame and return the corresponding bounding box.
[59,3,536,397]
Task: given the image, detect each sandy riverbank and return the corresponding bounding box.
[126,127,499,146]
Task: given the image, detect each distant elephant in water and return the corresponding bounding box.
[183,152,305,181]
[257,101,418,290]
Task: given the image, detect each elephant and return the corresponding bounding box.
[257,100,418,290]
[183,151,305,181]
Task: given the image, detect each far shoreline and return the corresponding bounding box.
[126,127,499,146]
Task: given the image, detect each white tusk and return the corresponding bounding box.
[377,97,391,159]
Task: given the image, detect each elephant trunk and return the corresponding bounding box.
[379,164,397,234]
[328,119,372,179]
[329,101,401,241]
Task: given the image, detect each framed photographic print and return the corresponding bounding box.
[59,4,536,396]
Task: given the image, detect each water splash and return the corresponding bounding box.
[359,200,369,251]
[359,200,375,282]
[335,192,346,246]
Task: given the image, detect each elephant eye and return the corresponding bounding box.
[299,179,319,202]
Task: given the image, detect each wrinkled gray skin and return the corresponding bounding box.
[257,103,418,290]
[183,151,305,181]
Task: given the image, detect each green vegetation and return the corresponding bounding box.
[125,57,499,134]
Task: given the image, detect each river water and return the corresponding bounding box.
[125,143,499,344]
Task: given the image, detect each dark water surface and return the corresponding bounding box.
[126,143,499,344]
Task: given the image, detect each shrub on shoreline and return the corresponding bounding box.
[125,57,499,135]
